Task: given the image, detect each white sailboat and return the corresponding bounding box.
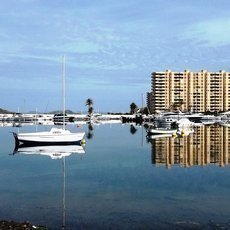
[13,56,85,146]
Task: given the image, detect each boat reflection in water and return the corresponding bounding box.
[13,144,85,159]
[13,143,85,229]
[148,124,230,168]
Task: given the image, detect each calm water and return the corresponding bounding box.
[0,123,229,229]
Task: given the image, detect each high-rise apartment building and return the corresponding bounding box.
[147,70,230,113]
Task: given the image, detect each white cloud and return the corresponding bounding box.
[184,18,230,46]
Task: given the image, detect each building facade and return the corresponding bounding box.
[147,70,230,114]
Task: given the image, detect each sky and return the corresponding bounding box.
[0,0,230,113]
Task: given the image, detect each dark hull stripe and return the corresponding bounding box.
[12,132,82,147]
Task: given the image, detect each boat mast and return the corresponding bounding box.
[62,55,66,130]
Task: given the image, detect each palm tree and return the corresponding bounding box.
[86,98,94,116]
[130,102,138,114]
[86,98,93,107]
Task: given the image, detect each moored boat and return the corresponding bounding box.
[147,127,177,135]
[176,118,194,128]
[147,133,174,139]
[12,56,85,146]
[13,128,85,146]
[201,115,221,125]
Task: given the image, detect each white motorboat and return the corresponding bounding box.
[148,117,194,136]
[176,118,194,128]
[148,127,177,135]
[201,115,221,125]
[155,113,178,126]
[13,56,85,146]
[218,121,230,127]
[147,133,174,139]
[219,111,230,121]
[155,111,205,124]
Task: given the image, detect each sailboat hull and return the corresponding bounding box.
[13,128,85,146]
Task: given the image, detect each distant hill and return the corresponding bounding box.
[0,108,13,114]
[48,109,76,114]
[4,109,78,114]
[28,110,75,114]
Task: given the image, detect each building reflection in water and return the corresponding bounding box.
[149,125,230,168]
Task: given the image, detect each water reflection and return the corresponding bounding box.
[130,124,137,135]
[148,124,230,168]
[86,122,94,139]
[0,124,229,228]
[13,144,85,159]
[12,143,85,229]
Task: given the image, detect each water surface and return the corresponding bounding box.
[0,123,229,229]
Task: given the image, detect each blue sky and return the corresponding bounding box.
[0,0,230,113]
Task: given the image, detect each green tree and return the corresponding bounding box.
[130,102,138,114]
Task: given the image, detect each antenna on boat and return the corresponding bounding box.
[62,55,66,130]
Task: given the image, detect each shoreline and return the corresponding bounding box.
[0,220,47,229]
[1,219,230,230]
